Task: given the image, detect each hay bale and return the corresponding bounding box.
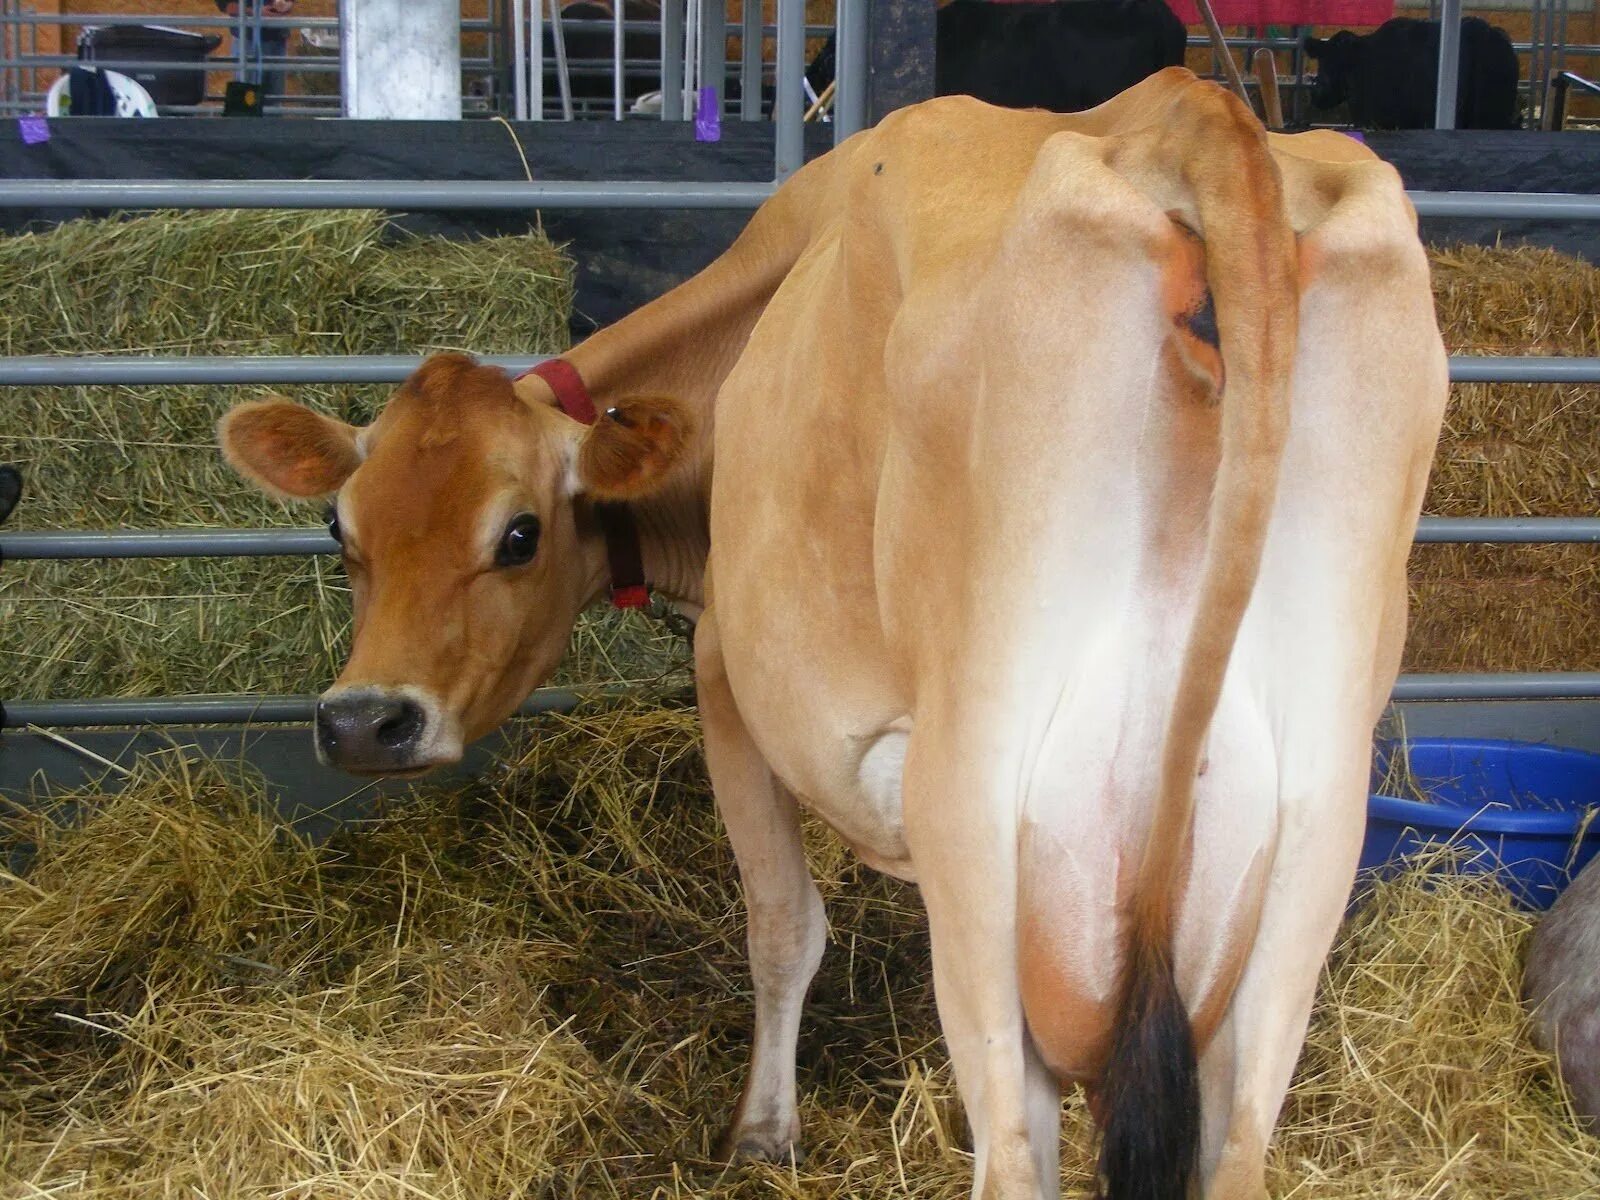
[4,703,1596,1197]
[1409,245,1600,674]
[0,209,684,702]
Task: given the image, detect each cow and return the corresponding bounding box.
[1524,854,1600,1129]
[219,69,1447,1199]
[808,0,1187,114]
[1304,18,1521,130]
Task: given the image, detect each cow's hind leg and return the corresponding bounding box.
[695,606,827,1162]
[902,715,1060,1200]
[1198,747,1368,1200]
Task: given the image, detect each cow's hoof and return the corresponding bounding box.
[716,1121,805,1165]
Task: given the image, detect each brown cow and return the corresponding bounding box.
[220,69,1447,1199]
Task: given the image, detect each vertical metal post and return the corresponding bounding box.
[530,0,543,119]
[548,0,573,120]
[740,0,761,120]
[251,0,265,89]
[662,0,684,119]
[236,0,248,82]
[1529,0,1544,116]
[1556,0,1569,73]
[775,0,804,180]
[613,0,624,119]
[834,0,868,140]
[337,0,352,115]
[511,0,528,118]
[1434,0,1461,129]
[697,0,725,122]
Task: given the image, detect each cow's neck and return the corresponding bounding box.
[566,203,812,612]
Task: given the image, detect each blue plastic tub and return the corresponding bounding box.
[1363,737,1600,909]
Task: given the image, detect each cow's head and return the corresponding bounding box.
[1303,32,1362,111]
[219,353,689,775]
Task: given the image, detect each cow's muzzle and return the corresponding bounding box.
[315,687,444,774]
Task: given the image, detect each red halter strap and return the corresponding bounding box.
[517,360,650,610]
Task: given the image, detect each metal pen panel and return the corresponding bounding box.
[0,353,550,387]
[1392,673,1600,701]
[1408,191,1600,220]
[697,0,725,122]
[1435,0,1460,131]
[6,676,1598,729]
[1414,517,1600,543]
[3,352,1594,388]
[740,0,762,121]
[833,0,868,141]
[0,528,338,560]
[774,0,804,181]
[0,179,776,211]
[663,0,684,120]
[1447,355,1600,383]
[1,688,598,730]
[511,0,529,119]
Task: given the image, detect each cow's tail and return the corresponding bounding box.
[1097,82,1299,1200]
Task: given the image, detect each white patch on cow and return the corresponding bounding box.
[561,436,584,498]
[845,728,914,874]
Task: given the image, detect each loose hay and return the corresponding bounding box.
[3,703,1596,1198]
[0,209,685,702]
[1409,244,1600,675]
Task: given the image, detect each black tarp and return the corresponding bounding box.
[2,117,1597,328]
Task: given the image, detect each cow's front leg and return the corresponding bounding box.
[695,607,827,1162]
[902,720,1060,1200]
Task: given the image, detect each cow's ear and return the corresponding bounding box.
[219,398,364,500]
[572,395,691,500]
[1303,36,1326,56]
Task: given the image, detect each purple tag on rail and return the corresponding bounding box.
[18,115,49,145]
[694,86,721,142]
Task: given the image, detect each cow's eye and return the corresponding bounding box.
[497,513,541,567]
[324,505,342,546]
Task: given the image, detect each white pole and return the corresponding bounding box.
[342,0,460,119]
[511,0,528,119]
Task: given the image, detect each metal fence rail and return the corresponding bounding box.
[8,517,1600,563]
[1,185,1598,723]
[0,179,778,212]
[0,687,605,730]
[3,182,1600,220]
[2,352,1595,388]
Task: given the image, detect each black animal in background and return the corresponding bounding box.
[807,0,1187,115]
[0,465,21,526]
[1304,17,1520,130]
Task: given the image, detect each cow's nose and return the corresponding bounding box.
[315,692,427,773]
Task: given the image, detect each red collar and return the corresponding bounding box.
[517,359,650,610]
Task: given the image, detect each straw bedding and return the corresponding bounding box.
[3,702,1597,1198]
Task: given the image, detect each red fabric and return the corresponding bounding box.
[983,0,1393,29]
[521,358,599,426]
[1161,0,1391,26]
[610,583,651,610]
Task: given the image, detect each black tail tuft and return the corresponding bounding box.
[1096,940,1201,1200]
